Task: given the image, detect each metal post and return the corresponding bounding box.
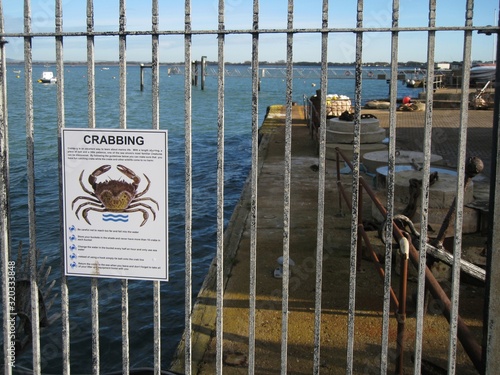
[484,8,500,374]
[140,63,144,91]
[312,4,329,369]
[248,2,259,372]
[215,3,225,373]
[23,0,42,371]
[0,19,12,375]
[183,1,193,373]
[201,55,206,90]
[55,0,70,372]
[381,1,400,370]
[413,2,437,372]
[279,3,294,373]
[192,61,198,86]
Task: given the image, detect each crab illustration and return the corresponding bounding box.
[71,164,159,227]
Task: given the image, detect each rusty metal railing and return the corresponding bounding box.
[335,146,484,373]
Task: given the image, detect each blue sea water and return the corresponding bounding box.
[4,64,420,373]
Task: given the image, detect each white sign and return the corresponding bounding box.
[61,128,168,281]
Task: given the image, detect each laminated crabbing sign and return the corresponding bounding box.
[61,128,168,281]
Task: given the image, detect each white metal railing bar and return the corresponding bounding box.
[413,1,437,373]
[119,0,126,128]
[55,1,64,130]
[85,1,100,374]
[183,1,193,374]
[1,24,496,39]
[153,279,161,374]
[55,0,70,373]
[345,1,364,373]
[312,1,329,373]
[247,0,259,373]
[86,0,95,129]
[380,0,400,372]
[279,2,294,374]
[485,17,500,372]
[151,1,162,373]
[215,0,225,373]
[447,1,475,373]
[121,278,130,374]
[118,2,131,375]
[152,0,160,128]
[0,1,11,374]
[23,0,42,373]
[91,278,99,375]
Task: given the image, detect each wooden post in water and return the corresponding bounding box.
[140,63,152,91]
[140,64,145,91]
[201,56,207,90]
[192,61,198,86]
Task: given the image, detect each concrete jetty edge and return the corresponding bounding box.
[169,104,284,373]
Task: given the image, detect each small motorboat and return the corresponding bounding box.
[38,71,57,84]
[406,79,424,88]
[470,65,495,83]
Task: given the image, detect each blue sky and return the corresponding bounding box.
[2,0,498,63]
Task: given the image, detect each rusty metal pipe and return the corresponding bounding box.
[358,226,400,310]
[395,237,409,375]
[407,243,484,373]
[335,146,483,373]
[336,179,353,212]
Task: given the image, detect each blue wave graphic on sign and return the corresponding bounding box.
[102,213,129,223]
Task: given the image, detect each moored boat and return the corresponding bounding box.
[38,71,57,84]
[470,65,495,83]
[406,79,424,88]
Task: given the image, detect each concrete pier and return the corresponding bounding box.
[171,105,493,374]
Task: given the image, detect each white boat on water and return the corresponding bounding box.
[38,71,57,84]
[470,65,495,82]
